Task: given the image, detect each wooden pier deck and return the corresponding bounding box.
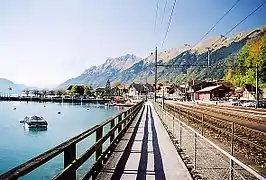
[96,102,192,180]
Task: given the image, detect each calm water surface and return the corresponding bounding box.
[0,101,122,179]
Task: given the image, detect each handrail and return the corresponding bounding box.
[0,101,144,180]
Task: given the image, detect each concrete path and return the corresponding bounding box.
[96,101,192,180]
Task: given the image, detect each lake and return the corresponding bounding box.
[0,101,122,179]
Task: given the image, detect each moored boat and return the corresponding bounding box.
[21,115,48,129]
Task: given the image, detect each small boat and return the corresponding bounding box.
[21,115,48,129]
[13,107,17,110]
[57,111,61,114]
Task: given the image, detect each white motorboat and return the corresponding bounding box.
[21,115,48,129]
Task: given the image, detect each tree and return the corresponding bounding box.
[71,85,78,94]
[56,89,65,97]
[42,89,48,98]
[113,81,121,96]
[83,85,93,96]
[105,79,111,96]
[224,68,233,82]
[224,33,266,88]
[114,81,121,87]
[24,89,30,97]
[32,89,40,97]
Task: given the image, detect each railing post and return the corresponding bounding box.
[110,119,115,143]
[64,143,76,180]
[194,133,197,170]
[124,111,129,126]
[179,122,182,148]
[95,126,103,175]
[230,122,235,180]
[118,114,122,133]
[174,106,177,117]
[172,117,175,136]
[201,114,204,136]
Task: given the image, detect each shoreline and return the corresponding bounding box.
[0,96,111,104]
[0,96,137,107]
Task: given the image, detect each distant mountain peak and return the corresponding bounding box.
[0,78,14,84]
[0,78,30,94]
[58,25,266,89]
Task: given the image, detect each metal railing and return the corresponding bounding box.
[154,102,266,180]
[0,101,144,180]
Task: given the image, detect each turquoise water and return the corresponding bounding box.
[0,101,121,179]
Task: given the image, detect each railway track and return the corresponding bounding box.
[169,101,266,129]
[163,102,266,175]
[199,103,266,119]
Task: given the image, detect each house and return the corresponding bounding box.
[196,84,231,101]
[188,81,216,100]
[186,80,234,101]
[95,87,105,97]
[112,85,129,96]
[162,84,183,100]
[240,84,263,100]
[67,85,85,95]
[128,83,154,99]
[157,84,171,97]
[263,89,266,99]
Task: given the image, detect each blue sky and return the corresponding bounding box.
[0,0,265,88]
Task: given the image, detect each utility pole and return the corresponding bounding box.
[162,87,164,109]
[207,48,210,67]
[146,70,148,101]
[155,47,158,102]
[207,48,211,81]
[192,78,195,102]
[256,64,258,108]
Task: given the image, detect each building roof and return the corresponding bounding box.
[243,84,262,93]
[95,87,105,92]
[129,83,154,92]
[191,81,217,91]
[144,83,154,92]
[116,85,129,90]
[67,85,85,91]
[197,85,222,93]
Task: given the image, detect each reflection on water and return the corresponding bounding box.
[22,125,48,137]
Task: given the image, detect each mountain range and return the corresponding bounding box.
[0,78,28,94]
[58,25,266,89]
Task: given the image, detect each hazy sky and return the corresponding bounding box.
[0,0,265,88]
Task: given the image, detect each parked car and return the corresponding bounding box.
[259,100,266,108]
[242,101,256,107]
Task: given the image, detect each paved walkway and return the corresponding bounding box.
[96,102,192,180]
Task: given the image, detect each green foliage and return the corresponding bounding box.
[105,79,111,95]
[56,89,65,96]
[83,85,93,96]
[114,81,121,87]
[71,85,78,94]
[224,33,266,88]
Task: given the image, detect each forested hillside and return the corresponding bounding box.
[225,33,266,88]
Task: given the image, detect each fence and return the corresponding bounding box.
[154,102,265,180]
[0,101,144,180]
